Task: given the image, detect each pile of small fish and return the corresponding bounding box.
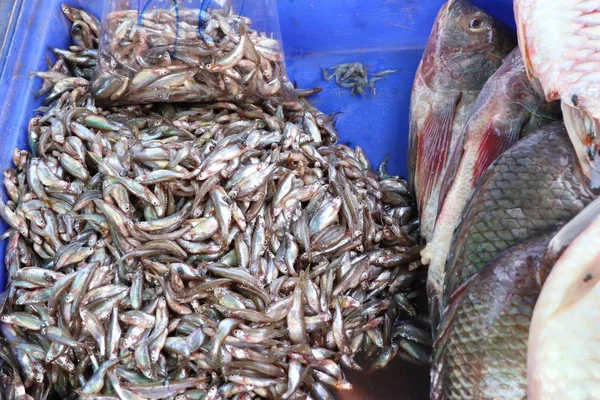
[92,6,292,105]
[0,5,429,399]
[321,63,398,96]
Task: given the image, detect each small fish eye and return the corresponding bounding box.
[72,25,81,33]
[469,16,486,30]
[587,146,596,160]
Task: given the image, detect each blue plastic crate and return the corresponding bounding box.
[0,0,515,292]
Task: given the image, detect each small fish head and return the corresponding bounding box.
[232,328,245,339]
[207,386,218,398]
[35,371,44,383]
[334,380,353,391]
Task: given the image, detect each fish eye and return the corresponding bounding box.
[468,15,487,31]
[587,146,596,160]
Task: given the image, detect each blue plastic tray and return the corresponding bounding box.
[0,0,515,291]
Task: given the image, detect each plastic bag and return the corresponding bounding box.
[92,0,292,105]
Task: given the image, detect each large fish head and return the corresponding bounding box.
[421,0,516,92]
[561,97,600,191]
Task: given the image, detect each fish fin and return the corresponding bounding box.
[441,206,481,311]
[377,155,391,180]
[436,116,521,221]
[431,265,476,343]
[548,196,600,257]
[472,117,522,183]
[429,354,444,400]
[441,271,477,320]
[408,95,420,194]
[415,94,460,213]
[428,293,441,339]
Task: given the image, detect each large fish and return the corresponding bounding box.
[528,197,600,399]
[422,47,559,319]
[514,0,600,187]
[441,123,596,321]
[409,0,515,242]
[431,230,557,400]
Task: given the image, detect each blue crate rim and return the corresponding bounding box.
[0,0,25,81]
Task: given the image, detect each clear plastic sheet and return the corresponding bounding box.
[92,0,292,104]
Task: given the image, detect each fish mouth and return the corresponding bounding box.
[561,102,600,190]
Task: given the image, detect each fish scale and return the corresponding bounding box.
[432,232,556,399]
[442,123,595,312]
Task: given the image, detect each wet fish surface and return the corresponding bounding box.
[409,0,515,242]
[441,122,597,320]
[431,231,557,400]
[422,47,559,320]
